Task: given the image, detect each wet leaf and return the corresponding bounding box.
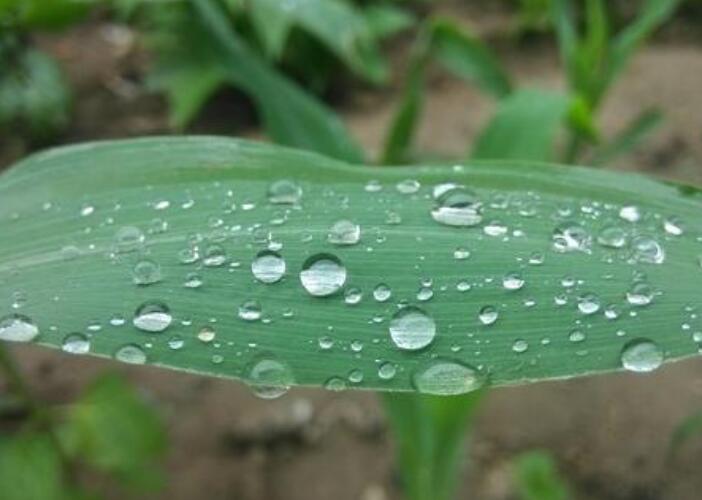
[1,136,701,394]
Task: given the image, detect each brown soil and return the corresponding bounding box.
[2,3,702,500]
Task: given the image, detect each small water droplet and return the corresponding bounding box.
[61,333,90,354]
[251,250,286,284]
[619,205,641,222]
[203,245,227,267]
[396,179,421,194]
[552,222,591,253]
[478,306,498,326]
[344,287,363,305]
[512,339,528,353]
[115,226,144,253]
[577,293,601,315]
[453,247,470,260]
[183,272,203,289]
[663,216,684,236]
[597,225,628,248]
[569,330,586,343]
[198,326,216,343]
[413,360,484,395]
[133,259,162,286]
[503,272,524,291]
[239,300,262,321]
[631,236,665,264]
[626,282,655,306]
[114,344,146,364]
[328,220,361,246]
[373,283,392,302]
[133,301,172,332]
[431,187,482,227]
[378,362,397,380]
[268,180,302,204]
[248,358,293,399]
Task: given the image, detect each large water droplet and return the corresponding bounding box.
[0,314,39,342]
[431,187,482,227]
[248,358,293,399]
[251,250,286,284]
[389,306,436,351]
[133,301,172,332]
[268,179,302,204]
[413,360,484,395]
[300,254,347,297]
[328,220,361,246]
[620,339,663,373]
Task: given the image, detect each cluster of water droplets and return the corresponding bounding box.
[5,166,700,398]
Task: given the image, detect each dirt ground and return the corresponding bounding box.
[2,2,702,500]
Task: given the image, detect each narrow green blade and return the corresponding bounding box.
[1,137,700,395]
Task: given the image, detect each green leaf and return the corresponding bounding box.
[471,89,569,162]
[381,17,511,164]
[0,45,70,138]
[59,374,167,491]
[383,391,484,500]
[147,0,363,161]
[1,136,702,394]
[668,410,702,457]
[431,18,512,100]
[247,0,294,59]
[248,0,388,83]
[606,0,680,90]
[552,0,579,89]
[514,450,571,500]
[591,108,663,166]
[0,432,66,500]
[0,0,91,30]
[362,3,415,39]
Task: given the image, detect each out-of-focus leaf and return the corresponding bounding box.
[383,391,484,500]
[0,0,91,30]
[514,450,571,500]
[0,45,70,139]
[247,0,388,83]
[552,0,579,87]
[567,94,598,141]
[381,17,511,164]
[668,410,702,457]
[0,432,66,500]
[380,26,431,165]
[60,374,166,492]
[362,3,415,39]
[591,108,662,165]
[606,0,680,89]
[248,0,293,59]
[472,89,569,162]
[431,18,512,99]
[154,0,364,162]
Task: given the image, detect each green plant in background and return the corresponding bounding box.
[514,450,571,500]
[123,0,413,138]
[384,0,679,166]
[0,0,89,140]
[0,1,689,500]
[0,345,166,499]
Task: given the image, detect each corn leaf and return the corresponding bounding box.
[471,89,569,162]
[1,136,701,395]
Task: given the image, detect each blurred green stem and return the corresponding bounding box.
[382,390,485,500]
